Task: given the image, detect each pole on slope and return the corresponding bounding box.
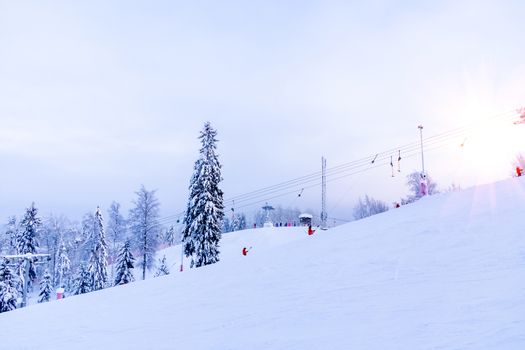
[320,156,328,230]
[21,259,30,307]
[418,125,425,174]
[180,241,184,272]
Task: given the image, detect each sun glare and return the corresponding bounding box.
[459,117,523,183]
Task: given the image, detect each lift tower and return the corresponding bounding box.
[320,157,328,230]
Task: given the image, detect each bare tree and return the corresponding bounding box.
[129,186,160,280]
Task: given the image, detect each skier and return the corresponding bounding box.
[420,173,428,196]
[242,247,252,256]
[307,225,316,236]
[516,166,523,177]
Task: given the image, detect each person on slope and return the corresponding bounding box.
[307,224,316,236]
[516,166,523,177]
[420,173,428,196]
[242,247,252,256]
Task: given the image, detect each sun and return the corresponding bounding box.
[458,116,523,183]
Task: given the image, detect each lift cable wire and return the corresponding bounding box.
[153,109,519,228]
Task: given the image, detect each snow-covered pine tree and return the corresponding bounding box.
[165,226,176,246]
[154,255,169,277]
[38,269,53,303]
[114,240,135,286]
[129,185,160,280]
[222,217,231,233]
[0,259,18,312]
[55,242,71,290]
[231,215,240,232]
[88,207,109,291]
[238,213,247,230]
[18,202,42,281]
[72,264,91,295]
[182,122,224,268]
[107,201,127,281]
[0,258,10,282]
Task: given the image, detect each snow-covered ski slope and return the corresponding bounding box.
[2,178,525,350]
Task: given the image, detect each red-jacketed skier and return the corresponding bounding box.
[242,247,252,256]
[516,166,523,177]
[308,225,316,236]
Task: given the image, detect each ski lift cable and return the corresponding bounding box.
[157,133,476,227]
[153,140,465,228]
[223,113,509,204]
[223,131,464,206]
[232,141,463,215]
[156,109,519,226]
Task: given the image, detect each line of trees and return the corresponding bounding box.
[0,187,162,312]
[0,122,234,313]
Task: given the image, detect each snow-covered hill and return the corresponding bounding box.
[2,178,525,350]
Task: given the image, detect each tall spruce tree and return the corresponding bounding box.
[38,269,53,303]
[114,240,135,286]
[182,122,224,268]
[72,264,91,295]
[88,207,109,291]
[129,185,160,280]
[18,202,42,281]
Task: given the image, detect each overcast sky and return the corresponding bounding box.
[1,1,524,225]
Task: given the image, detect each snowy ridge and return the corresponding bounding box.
[1,178,525,350]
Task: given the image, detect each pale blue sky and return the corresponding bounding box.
[1,1,524,223]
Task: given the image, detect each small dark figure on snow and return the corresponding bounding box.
[516,166,523,177]
[242,247,252,256]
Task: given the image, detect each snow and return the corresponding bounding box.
[1,177,525,349]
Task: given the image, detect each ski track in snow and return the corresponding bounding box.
[1,177,525,350]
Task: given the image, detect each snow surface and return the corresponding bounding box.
[2,177,525,349]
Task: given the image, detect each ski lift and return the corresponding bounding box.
[262,203,275,227]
